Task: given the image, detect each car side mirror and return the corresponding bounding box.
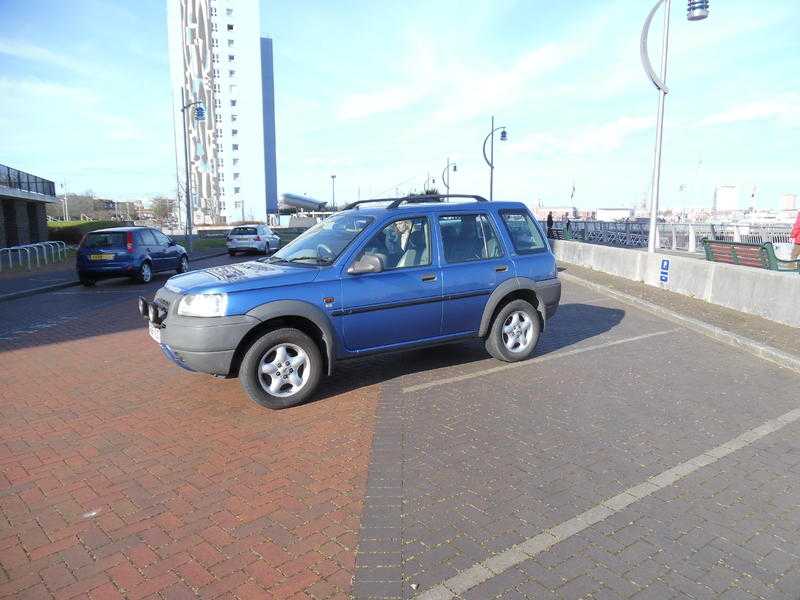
[168,239,176,246]
[347,254,383,275]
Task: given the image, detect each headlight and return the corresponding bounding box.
[177,293,228,317]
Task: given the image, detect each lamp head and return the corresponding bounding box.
[687,0,709,21]
[500,129,508,142]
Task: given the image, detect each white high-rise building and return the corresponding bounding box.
[167,0,278,225]
[713,185,738,213]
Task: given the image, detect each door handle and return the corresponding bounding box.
[495,265,509,272]
[421,274,437,282]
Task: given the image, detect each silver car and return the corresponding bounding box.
[226,225,280,255]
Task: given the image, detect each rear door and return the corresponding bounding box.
[438,212,515,335]
[137,229,162,270]
[152,230,177,270]
[340,215,442,351]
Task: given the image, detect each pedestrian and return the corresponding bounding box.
[792,210,800,263]
[546,211,554,238]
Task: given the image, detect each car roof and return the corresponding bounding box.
[89,226,151,233]
[344,200,528,218]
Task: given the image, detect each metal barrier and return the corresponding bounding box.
[552,221,793,253]
[0,241,69,271]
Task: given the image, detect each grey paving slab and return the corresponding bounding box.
[354,280,800,599]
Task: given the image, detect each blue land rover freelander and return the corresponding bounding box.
[138,195,561,408]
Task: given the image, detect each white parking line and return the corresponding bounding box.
[414,406,800,600]
[401,329,678,394]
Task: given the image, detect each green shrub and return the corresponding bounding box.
[48,220,127,245]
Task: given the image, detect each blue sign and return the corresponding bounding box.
[194,106,206,121]
[660,259,670,283]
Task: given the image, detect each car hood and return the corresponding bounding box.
[165,260,320,294]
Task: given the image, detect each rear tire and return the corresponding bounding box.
[177,255,189,273]
[136,261,153,284]
[485,299,541,362]
[239,328,322,409]
[228,250,237,257]
[79,276,96,287]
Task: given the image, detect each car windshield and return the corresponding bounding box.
[267,212,374,265]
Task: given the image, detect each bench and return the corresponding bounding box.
[549,228,573,241]
[702,239,800,273]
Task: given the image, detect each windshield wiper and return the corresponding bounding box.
[286,255,333,265]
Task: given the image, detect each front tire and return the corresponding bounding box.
[79,276,96,287]
[239,328,322,409]
[485,299,541,362]
[136,261,153,284]
[228,250,237,257]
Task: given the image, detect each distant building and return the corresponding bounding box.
[1,164,56,247]
[780,193,797,211]
[714,185,738,212]
[167,0,278,225]
[596,208,634,222]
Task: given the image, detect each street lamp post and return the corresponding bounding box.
[642,0,709,253]
[180,88,205,252]
[331,175,336,209]
[482,116,508,201]
[441,158,457,194]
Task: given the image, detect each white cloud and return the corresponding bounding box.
[338,86,426,120]
[0,39,88,74]
[700,94,800,126]
[509,115,653,156]
[0,77,98,105]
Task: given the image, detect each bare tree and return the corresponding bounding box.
[151,196,176,226]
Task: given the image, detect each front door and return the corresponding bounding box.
[340,216,442,352]
[438,213,515,335]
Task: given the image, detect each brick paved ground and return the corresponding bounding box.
[0,298,378,599]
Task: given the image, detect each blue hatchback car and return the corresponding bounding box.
[139,195,560,408]
[77,226,189,286]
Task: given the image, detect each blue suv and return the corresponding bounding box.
[77,226,189,286]
[139,196,560,408]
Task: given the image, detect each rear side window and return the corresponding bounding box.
[83,232,125,248]
[438,214,503,263]
[152,231,171,245]
[138,230,157,245]
[231,227,257,235]
[499,210,546,254]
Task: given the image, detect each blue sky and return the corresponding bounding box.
[1,0,798,210]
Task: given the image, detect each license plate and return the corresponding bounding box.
[90,254,114,260]
[148,322,162,343]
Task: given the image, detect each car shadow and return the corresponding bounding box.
[313,303,625,402]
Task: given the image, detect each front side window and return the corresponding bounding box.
[500,210,546,254]
[152,231,171,246]
[269,212,374,265]
[439,213,503,263]
[353,217,431,271]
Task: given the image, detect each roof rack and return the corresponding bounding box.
[344,194,488,210]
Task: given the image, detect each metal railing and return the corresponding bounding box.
[552,221,793,253]
[0,242,67,272]
[0,164,56,196]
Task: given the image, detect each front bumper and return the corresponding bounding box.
[139,295,258,376]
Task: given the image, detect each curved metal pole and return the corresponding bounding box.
[643,0,671,253]
[441,164,449,192]
[641,0,669,93]
[482,126,506,169]
[483,124,506,202]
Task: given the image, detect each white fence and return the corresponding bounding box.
[0,242,68,272]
